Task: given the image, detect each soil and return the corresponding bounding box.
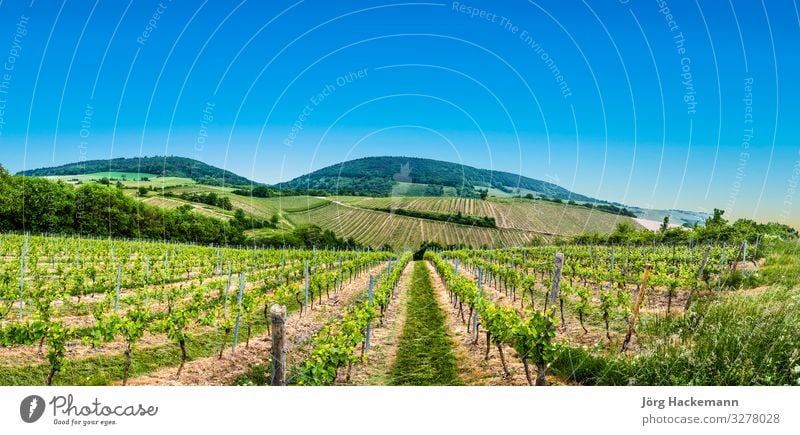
[122,264,386,386]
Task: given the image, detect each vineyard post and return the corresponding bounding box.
[304,260,309,310]
[718,242,726,292]
[547,253,564,311]
[145,256,149,285]
[453,258,459,305]
[337,253,342,294]
[753,236,761,263]
[621,264,652,352]
[610,245,615,288]
[365,275,374,353]
[741,240,747,273]
[232,272,245,353]
[18,244,26,320]
[222,262,232,315]
[270,304,287,386]
[685,246,711,310]
[114,264,122,313]
[474,267,482,341]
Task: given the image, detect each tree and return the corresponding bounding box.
[609,221,638,243]
[137,187,148,197]
[660,216,670,232]
[479,189,488,200]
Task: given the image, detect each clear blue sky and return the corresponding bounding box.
[0,0,798,227]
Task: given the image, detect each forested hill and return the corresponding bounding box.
[276,156,596,201]
[18,156,256,186]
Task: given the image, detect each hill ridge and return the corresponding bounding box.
[17,155,257,186]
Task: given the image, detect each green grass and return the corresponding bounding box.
[390,261,461,385]
[551,285,800,385]
[758,240,800,287]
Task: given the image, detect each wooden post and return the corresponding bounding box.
[621,264,652,352]
[270,305,287,386]
[232,272,245,352]
[548,253,564,310]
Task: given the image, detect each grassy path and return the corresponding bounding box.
[390,261,461,385]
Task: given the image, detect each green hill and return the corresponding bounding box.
[17,156,257,187]
[277,156,596,201]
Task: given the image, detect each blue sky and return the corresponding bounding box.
[0,0,798,227]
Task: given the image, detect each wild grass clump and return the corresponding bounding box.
[552,286,800,385]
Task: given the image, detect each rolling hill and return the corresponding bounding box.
[16,154,710,248]
[18,156,257,187]
[277,156,595,201]
[276,156,706,225]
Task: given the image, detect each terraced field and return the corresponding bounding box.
[333,196,636,235]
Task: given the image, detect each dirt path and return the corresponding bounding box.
[123,264,386,386]
[337,262,413,385]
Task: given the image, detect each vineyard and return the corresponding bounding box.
[136,184,639,249]
[0,232,798,386]
[334,196,635,235]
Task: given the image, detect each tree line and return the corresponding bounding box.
[0,165,245,245]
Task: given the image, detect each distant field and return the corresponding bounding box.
[226,195,330,217]
[332,196,637,235]
[122,177,195,189]
[165,185,236,194]
[285,202,543,249]
[389,182,458,196]
[142,196,232,220]
[48,172,157,182]
[48,172,195,189]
